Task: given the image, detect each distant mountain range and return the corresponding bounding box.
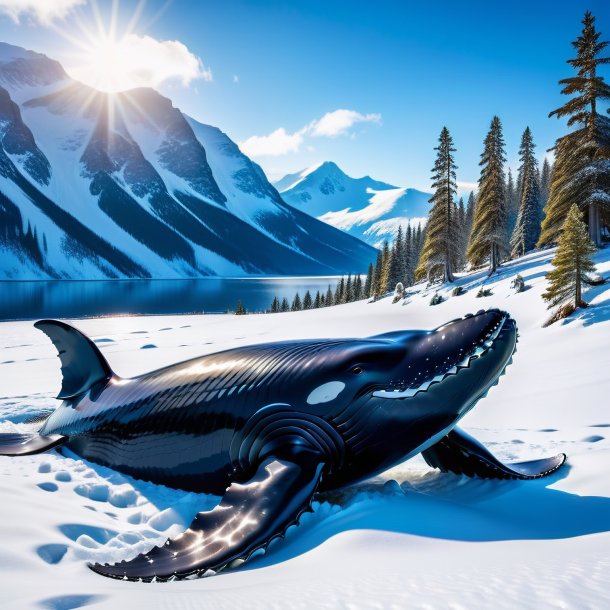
[0,43,376,279]
[275,161,430,247]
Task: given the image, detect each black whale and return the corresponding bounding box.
[0,309,566,581]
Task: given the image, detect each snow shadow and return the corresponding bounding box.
[242,465,610,572]
[37,594,106,610]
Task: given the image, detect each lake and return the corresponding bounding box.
[0,277,343,321]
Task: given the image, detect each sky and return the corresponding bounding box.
[0,0,609,195]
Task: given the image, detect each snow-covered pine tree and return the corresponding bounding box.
[506,168,519,237]
[325,284,333,307]
[414,224,424,269]
[388,225,405,287]
[280,297,289,312]
[456,197,467,271]
[467,116,508,274]
[539,157,552,208]
[303,290,313,309]
[542,204,596,311]
[270,296,280,313]
[416,127,459,282]
[313,291,321,308]
[364,262,374,297]
[538,11,610,247]
[403,223,414,286]
[511,127,542,257]
[291,293,302,311]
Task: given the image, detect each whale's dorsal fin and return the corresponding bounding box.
[34,319,114,400]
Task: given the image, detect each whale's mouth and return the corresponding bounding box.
[372,311,515,400]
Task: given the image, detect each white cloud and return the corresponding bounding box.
[309,109,381,138]
[239,127,305,158]
[67,33,212,92]
[240,108,381,158]
[0,0,84,24]
[456,180,478,192]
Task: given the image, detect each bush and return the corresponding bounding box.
[476,287,493,298]
[430,292,445,306]
[510,275,525,293]
[451,286,466,297]
[392,282,405,304]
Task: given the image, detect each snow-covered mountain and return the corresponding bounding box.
[275,161,431,247]
[0,43,376,279]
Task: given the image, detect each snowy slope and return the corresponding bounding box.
[0,247,609,608]
[0,43,376,279]
[276,161,430,246]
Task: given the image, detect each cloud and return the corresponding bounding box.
[240,108,381,158]
[240,127,305,158]
[457,180,478,192]
[309,109,381,138]
[0,0,85,24]
[116,34,212,88]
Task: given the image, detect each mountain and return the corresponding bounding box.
[0,42,376,279]
[275,161,431,247]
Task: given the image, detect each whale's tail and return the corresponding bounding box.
[0,432,66,456]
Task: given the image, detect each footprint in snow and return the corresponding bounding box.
[130,330,148,334]
[140,344,157,349]
[582,435,604,443]
[159,327,172,331]
[38,482,58,492]
[93,338,114,344]
[36,543,68,565]
[538,428,558,433]
[58,523,118,544]
[590,423,610,428]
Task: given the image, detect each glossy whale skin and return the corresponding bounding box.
[39,309,518,495]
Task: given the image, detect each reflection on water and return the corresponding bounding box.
[0,277,342,321]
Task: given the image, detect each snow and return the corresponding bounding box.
[0,247,609,608]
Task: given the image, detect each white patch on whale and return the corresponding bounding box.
[307,381,345,405]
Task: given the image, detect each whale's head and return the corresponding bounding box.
[299,309,517,480]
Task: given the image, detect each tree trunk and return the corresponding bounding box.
[588,202,600,246]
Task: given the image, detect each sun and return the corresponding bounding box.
[78,34,129,93]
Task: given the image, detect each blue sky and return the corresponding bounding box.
[1,0,609,194]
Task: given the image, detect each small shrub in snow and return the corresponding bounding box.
[511,275,526,293]
[451,286,466,296]
[392,282,405,304]
[235,301,247,315]
[429,292,444,306]
[476,287,493,298]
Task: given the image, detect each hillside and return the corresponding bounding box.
[276,161,430,247]
[0,43,376,279]
[0,246,608,608]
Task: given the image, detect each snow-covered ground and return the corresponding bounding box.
[0,247,609,609]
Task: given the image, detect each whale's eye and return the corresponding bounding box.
[351,366,364,375]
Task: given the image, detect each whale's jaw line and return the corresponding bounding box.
[371,311,516,402]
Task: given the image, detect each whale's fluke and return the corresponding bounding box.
[34,319,114,400]
[422,426,566,480]
[0,432,66,456]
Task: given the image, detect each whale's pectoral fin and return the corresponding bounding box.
[0,432,66,456]
[422,426,566,480]
[89,447,326,581]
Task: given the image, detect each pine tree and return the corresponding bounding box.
[388,225,405,287]
[280,297,289,312]
[542,204,596,309]
[325,284,334,306]
[506,168,519,237]
[456,197,467,270]
[416,127,458,282]
[403,223,414,286]
[303,290,313,309]
[380,240,391,293]
[291,293,302,311]
[511,127,542,257]
[539,11,610,246]
[270,296,280,313]
[235,300,247,315]
[372,252,383,297]
[344,274,353,303]
[364,262,374,297]
[314,290,321,308]
[465,191,476,242]
[413,224,424,270]
[467,116,508,274]
[539,157,552,208]
[353,274,363,300]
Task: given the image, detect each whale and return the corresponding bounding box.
[0,309,566,581]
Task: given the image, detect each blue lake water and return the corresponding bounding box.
[0,277,342,321]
